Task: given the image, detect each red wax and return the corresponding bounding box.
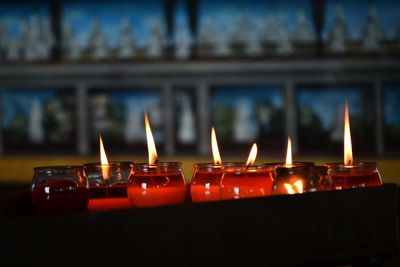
[191,170,222,203]
[220,168,274,200]
[330,172,382,190]
[31,178,89,213]
[87,185,130,212]
[128,173,187,208]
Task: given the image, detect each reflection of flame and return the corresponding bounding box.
[99,135,109,180]
[283,180,304,194]
[344,100,353,165]
[245,143,258,167]
[211,127,222,164]
[285,137,292,166]
[145,112,158,165]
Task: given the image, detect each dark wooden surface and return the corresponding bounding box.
[0,184,398,267]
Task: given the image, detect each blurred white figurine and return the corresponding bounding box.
[117,18,136,59]
[244,25,263,56]
[62,23,83,60]
[361,7,385,53]
[24,15,42,61]
[232,14,247,46]
[292,10,315,44]
[198,16,216,47]
[234,99,255,143]
[263,14,281,44]
[28,98,44,144]
[276,25,293,55]
[213,25,231,57]
[328,6,349,54]
[88,20,109,60]
[177,94,195,144]
[174,22,192,60]
[124,101,145,143]
[4,38,20,61]
[146,17,166,59]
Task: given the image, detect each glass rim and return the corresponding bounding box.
[324,162,378,168]
[34,165,83,171]
[263,162,315,168]
[133,162,182,168]
[224,165,275,173]
[193,162,245,168]
[83,161,134,169]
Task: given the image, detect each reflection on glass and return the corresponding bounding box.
[89,89,163,150]
[211,86,284,151]
[2,89,76,151]
[384,86,400,151]
[297,86,375,154]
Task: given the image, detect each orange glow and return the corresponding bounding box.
[285,137,292,166]
[245,143,258,167]
[99,135,109,180]
[144,112,158,165]
[344,100,353,165]
[211,127,222,164]
[283,180,304,194]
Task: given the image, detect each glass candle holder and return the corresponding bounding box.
[325,162,382,190]
[191,163,222,203]
[127,162,187,208]
[313,166,332,191]
[84,162,133,212]
[273,163,315,195]
[31,166,89,214]
[220,164,274,200]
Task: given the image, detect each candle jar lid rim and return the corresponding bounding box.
[34,165,83,171]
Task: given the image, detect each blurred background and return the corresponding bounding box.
[0,0,400,183]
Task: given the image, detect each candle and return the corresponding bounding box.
[127,112,187,208]
[220,143,274,200]
[191,127,223,203]
[31,166,89,213]
[271,137,315,195]
[326,100,382,189]
[85,136,132,212]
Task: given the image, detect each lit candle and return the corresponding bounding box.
[191,127,223,203]
[220,143,274,200]
[127,112,187,208]
[85,135,132,212]
[326,100,382,189]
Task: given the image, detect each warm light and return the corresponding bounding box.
[285,137,292,166]
[144,112,158,165]
[344,100,353,165]
[283,180,304,194]
[99,135,109,180]
[211,127,222,164]
[245,143,258,167]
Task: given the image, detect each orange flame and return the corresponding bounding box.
[285,137,292,166]
[283,180,304,194]
[145,112,158,165]
[211,127,222,164]
[344,100,353,165]
[99,135,109,180]
[245,143,258,167]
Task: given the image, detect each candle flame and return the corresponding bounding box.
[211,127,222,164]
[145,112,158,165]
[344,100,353,165]
[99,135,109,180]
[283,180,303,194]
[285,137,292,166]
[245,143,258,167]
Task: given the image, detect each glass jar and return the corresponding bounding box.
[83,162,133,212]
[220,164,274,200]
[127,162,187,208]
[325,162,382,190]
[273,164,315,195]
[313,166,332,191]
[191,163,223,203]
[31,166,89,214]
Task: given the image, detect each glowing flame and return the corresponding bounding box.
[344,100,353,165]
[283,180,304,194]
[99,135,109,180]
[245,143,258,167]
[285,137,292,166]
[145,112,158,165]
[211,127,222,164]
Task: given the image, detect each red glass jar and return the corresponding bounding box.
[191,163,223,203]
[84,162,132,212]
[325,162,382,190]
[127,162,187,208]
[220,164,274,200]
[31,166,89,214]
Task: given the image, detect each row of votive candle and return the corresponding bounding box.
[31,161,382,214]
